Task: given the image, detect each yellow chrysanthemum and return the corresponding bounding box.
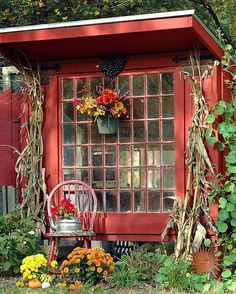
[97,267,103,273]
[75,267,80,273]
[50,260,58,268]
[90,266,96,271]
[63,267,69,274]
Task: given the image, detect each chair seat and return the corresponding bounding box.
[43,230,95,238]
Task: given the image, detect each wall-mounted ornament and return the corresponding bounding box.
[97,57,127,77]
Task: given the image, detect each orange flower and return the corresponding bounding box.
[90,266,96,271]
[103,270,108,276]
[97,267,103,273]
[63,267,69,274]
[75,268,80,273]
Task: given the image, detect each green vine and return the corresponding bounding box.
[206,43,236,286]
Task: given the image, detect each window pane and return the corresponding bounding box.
[105,133,117,144]
[63,146,74,166]
[104,77,115,89]
[63,103,74,122]
[162,73,173,94]
[90,77,102,93]
[96,191,103,211]
[63,124,74,144]
[163,167,175,189]
[162,96,174,118]
[76,146,88,167]
[148,144,160,166]
[76,169,88,182]
[133,98,144,119]
[148,191,160,212]
[163,191,174,211]
[147,74,158,95]
[106,169,116,189]
[92,168,103,188]
[118,75,129,93]
[119,168,131,188]
[91,146,102,166]
[148,121,159,142]
[148,168,160,188]
[162,120,174,141]
[119,145,131,166]
[105,146,116,166]
[133,75,144,96]
[133,122,144,142]
[119,121,130,143]
[162,144,174,165]
[134,192,145,212]
[62,79,73,99]
[77,111,87,122]
[147,97,159,118]
[76,78,87,97]
[120,192,131,212]
[133,168,146,188]
[106,192,116,212]
[133,145,145,166]
[91,124,102,144]
[76,124,88,144]
[63,169,75,180]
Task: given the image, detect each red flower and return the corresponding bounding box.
[54,198,77,219]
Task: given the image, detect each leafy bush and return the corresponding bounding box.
[0,210,40,274]
[155,255,208,292]
[60,247,115,289]
[107,248,162,287]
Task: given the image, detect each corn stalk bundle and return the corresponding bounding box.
[15,66,47,219]
[162,53,218,261]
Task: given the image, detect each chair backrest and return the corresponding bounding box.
[47,180,97,232]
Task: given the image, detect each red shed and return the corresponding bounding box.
[0,10,225,241]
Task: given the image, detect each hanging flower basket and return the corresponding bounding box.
[96,114,119,134]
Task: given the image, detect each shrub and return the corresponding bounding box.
[0,210,40,274]
[60,247,114,289]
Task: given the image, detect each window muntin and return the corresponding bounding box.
[61,72,175,213]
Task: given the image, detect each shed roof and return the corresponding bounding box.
[0,10,223,64]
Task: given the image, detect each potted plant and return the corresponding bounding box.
[52,198,81,233]
[77,88,128,134]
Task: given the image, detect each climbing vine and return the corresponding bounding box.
[206,43,236,285]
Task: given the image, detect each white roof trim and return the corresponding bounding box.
[0,10,195,34]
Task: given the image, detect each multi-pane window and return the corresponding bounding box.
[61,72,175,213]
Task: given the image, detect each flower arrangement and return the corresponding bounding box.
[77,88,128,119]
[60,247,115,288]
[53,198,77,220]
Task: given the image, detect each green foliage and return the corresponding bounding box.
[155,255,208,292]
[0,210,40,274]
[106,248,163,287]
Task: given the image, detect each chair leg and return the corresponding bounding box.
[83,237,91,249]
[48,238,56,266]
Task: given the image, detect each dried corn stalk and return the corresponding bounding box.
[162,52,218,261]
[15,66,47,219]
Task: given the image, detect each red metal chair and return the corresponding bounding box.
[43,180,97,265]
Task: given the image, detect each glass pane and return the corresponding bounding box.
[148,121,159,142]
[120,192,131,212]
[119,121,130,143]
[76,78,87,97]
[148,144,160,166]
[133,145,145,166]
[162,73,173,94]
[105,134,117,144]
[63,169,75,180]
[62,79,73,99]
[148,168,160,188]
[133,122,144,142]
[63,103,74,122]
[76,169,89,183]
[162,144,174,165]
[162,120,174,141]
[63,146,74,166]
[96,192,103,211]
[105,146,116,166]
[133,98,144,119]
[119,168,131,188]
[162,96,174,118]
[91,146,102,166]
[63,124,74,144]
[134,191,145,212]
[76,146,88,167]
[148,191,160,212]
[91,124,102,144]
[90,77,102,93]
[163,167,175,188]
[118,75,129,95]
[106,169,116,189]
[147,74,158,95]
[106,192,117,212]
[119,145,131,166]
[147,97,159,118]
[163,191,174,211]
[76,124,88,144]
[77,110,87,122]
[91,168,103,189]
[133,168,146,188]
[133,75,144,96]
[104,77,115,89]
